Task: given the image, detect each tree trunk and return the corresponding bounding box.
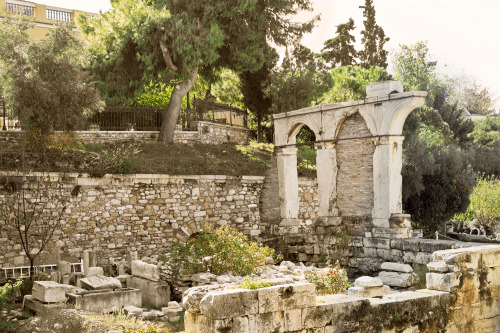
[257,113,263,142]
[158,68,198,143]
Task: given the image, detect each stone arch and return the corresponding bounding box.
[275,114,322,146]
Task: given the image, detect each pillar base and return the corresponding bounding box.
[389,214,412,228]
[315,216,342,226]
[372,227,411,239]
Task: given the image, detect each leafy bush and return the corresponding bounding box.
[304,260,350,295]
[102,143,142,173]
[239,279,271,290]
[161,225,278,276]
[0,279,24,310]
[455,177,500,230]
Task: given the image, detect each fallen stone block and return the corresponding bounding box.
[32,281,66,303]
[124,305,143,317]
[86,267,104,277]
[131,260,160,282]
[67,288,142,313]
[23,295,65,315]
[199,288,259,319]
[191,272,217,284]
[80,275,122,291]
[378,271,413,287]
[380,262,413,273]
[354,276,383,288]
[348,285,390,298]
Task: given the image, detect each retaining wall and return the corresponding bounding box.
[184,245,500,332]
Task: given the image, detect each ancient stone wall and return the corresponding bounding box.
[184,245,500,332]
[0,172,316,269]
[0,121,251,150]
[336,112,374,220]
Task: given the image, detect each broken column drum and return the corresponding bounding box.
[273,81,427,236]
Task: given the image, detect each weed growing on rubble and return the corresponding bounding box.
[161,225,278,276]
[304,260,350,295]
[239,279,271,289]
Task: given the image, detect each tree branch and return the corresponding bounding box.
[159,39,178,72]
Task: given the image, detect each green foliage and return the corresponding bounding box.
[471,115,500,148]
[0,18,102,134]
[464,177,500,229]
[318,65,389,103]
[212,69,245,109]
[268,45,332,114]
[358,0,389,68]
[411,263,428,290]
[161,225,277,276]
[402,138,475,234]
[102,143,142,174]
[239,279,271,290]
[304,260,350,295]
[322,18,357,68]
[0,279,24,310]
[391,41,439,105]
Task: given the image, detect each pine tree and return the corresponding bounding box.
[358,0,390,68]
[321,18,357,68]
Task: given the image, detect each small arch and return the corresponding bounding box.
[283,115,321,145]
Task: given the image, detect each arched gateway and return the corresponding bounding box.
[273,81,427,237]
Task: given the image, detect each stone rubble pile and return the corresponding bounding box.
[377,261,416,288]
[123,301,184,323]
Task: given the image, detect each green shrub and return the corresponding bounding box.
[239,279,271,290]
[304,260,350,295]
[455,176,500,229]
[102,143,142,173]
[161,225,278,276]
[0,279,24,310]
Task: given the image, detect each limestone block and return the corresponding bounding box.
[348,285,390,298]
[124,305,143,317]
[427,261,449,273]
[248,311,285,333]
[363,238,391,249]
[378,271,413,287]
[131,260,160,281]
[380,262,413,273]
[191,272,217,284]
[198,288,258,319]
[372,227,411,239]
[284,308,302,331]
[70,288,142,313]
[80,275,122,291]
[32,281,66,303]
[86,267,104,277]
[57,261,72,275]
[354,276,383,288]
[258,283,316,313]
[426,272,461,292]
[130,276,170,308]
[366,80,403,98]
[301,303,335,329]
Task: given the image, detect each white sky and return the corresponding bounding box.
[39,0,500,99]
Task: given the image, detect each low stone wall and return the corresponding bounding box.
[0,172,316,269]
[0,121,251,150]
[184,245,500,332]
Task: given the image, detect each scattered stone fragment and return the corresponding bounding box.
[80,275,122,290]
[380,262,413,273]
[377,271,414,288]
[354,276,383,288]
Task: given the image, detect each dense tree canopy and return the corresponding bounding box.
[358,0,389,68]
[0,17,101,134]
[321,18,357,68]
[80,0,316,143]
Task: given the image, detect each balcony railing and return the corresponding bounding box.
[6,2,35,16]
[46,9,72,22]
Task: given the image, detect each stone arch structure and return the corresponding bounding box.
[273,81,427,236]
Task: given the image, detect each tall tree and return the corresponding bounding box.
[0,18,101,134]
[358,0,389,68]
[321,18,357,68]
[80,0,316,143]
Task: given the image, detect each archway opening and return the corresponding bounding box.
[294,125,317,178]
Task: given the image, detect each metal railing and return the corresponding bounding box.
[6,2,34,16]
[46,9,72,22]
[1,259,84,278]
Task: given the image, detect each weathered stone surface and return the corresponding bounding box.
[380,262,413,273]
[80,276,122,291]
[32,281,66,303]
[199,288,258,319]
[192,272,217,284]
[124,305,143,316]
[426,272,461,292]
[258,283,315,313]
[131,260,160,281]
[354,276,383,288]
[130,276,170,308]
[427,261,449,273]
[377,271,413,287]
[348,285,390,298]
[86,267,104,277]
[68,288,142,313]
